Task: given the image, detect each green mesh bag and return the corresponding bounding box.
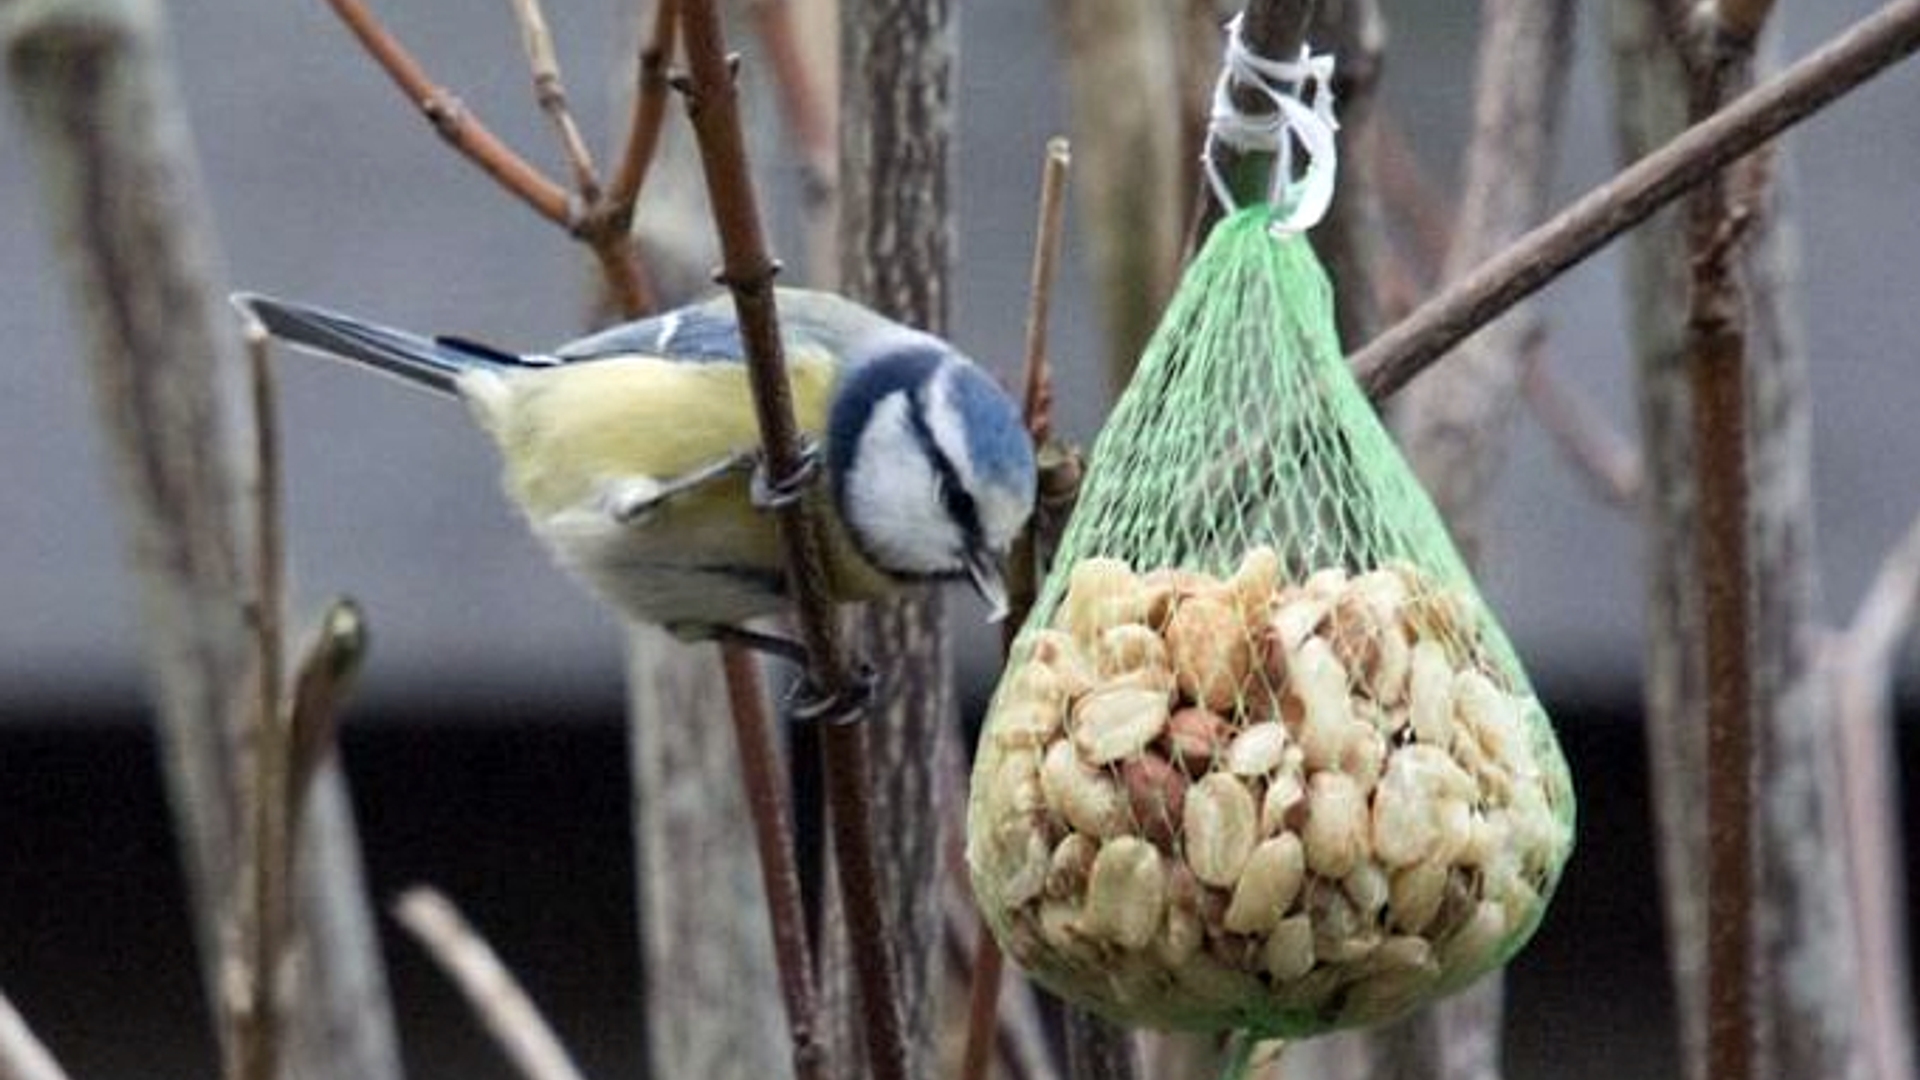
[966,206,1575,1038]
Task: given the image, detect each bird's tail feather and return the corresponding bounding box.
[231,293,501,396]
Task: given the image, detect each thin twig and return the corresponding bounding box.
[1354,0,1920,401]
[393,888,590,1080]
[230,326,293,1080]
[673,6,909,1080]
[0,990,73,1080]
[1846,509,1920,674]
[1521,344,1643,509]
[286,599,368,833]
[316,0,573,227]
[1834,508,1920,1080]
[608,0,680,220]
[1019,137,1072,449]
[718,644,831,1080]
[507,0,604,203]
[750,0,837,211]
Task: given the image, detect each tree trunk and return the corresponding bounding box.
[826,1,960,1076]
[5,3,401,1077]
[1608,4,1868,1079]
[628,626,789,1080]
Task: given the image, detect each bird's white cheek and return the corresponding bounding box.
[842,406,961,575]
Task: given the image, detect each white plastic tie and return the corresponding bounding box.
[1203,13,1339,235]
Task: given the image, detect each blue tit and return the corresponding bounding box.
[233,288,1037,647]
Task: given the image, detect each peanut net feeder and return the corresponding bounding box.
[965,26,1575,1046]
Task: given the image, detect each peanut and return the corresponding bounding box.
[1045,832,1099,900]
[1302,771,1368,878]
[1165,706,1234,773]
[1164,594,1253,712]
[1081,837,1168,950]
[1072,684,1171,764]
[1388,860,1449,935]
[1406,640,1456,747]
[1041,739,1127,839]
[1222,834,1306,934]
[1120,752,1187,847]
[1225,721,1291,777]
[1182,773,1259,887]
[1262,914,1316,982]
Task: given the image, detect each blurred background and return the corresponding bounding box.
[2,1,1916,1078]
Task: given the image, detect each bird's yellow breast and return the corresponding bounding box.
[482,351,835,515]
[466,349,895,619]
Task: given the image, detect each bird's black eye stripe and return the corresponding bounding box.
[906,386,984,550]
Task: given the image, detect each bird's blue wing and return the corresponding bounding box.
[554,295,744,363]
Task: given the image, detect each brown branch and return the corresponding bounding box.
[1684,10,1774,1080]
[608,0,680,220]
[506,0,604,203]
[316,0,573,227]
[718,644,831,1080]
[1521,344,1643,509]
[0,990,72,1080]
[750,0,836,211]
[1020,137,1072,452]
[1355,0,1920,401]
[673,7,908,1080]
[393,888,590,1080]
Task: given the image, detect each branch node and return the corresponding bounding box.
[749,435,821,511]
[789,661,879,727]
[712,257,784,290]
[420,90,469,141]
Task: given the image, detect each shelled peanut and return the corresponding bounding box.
[967,547,1575,1036]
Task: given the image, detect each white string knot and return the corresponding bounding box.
[1203,13,1339,235]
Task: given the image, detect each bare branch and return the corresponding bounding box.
[1020,138,1072,455]
[715,644,832,1080]
[750,0,836,211]
[1830,507,1920,1080]
[677,6,910,1080]
[607,0,679,219]
[506,0,603,202]
[227,330,292,1080]
[0,991,72,1080]
[1356,0,1920,402]
[286,599,367,830]
[1845,509,1920,676]
[316,0,574,226]
[393,888,590,1080]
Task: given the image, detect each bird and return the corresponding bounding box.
[232,287,1038,657]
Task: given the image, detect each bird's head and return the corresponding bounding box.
[826,329,1037,620]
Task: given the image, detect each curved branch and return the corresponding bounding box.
[1355,0,1920,401]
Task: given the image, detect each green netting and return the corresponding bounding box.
[966,206,1575,1040]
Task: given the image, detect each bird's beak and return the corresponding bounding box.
[963,548,1011,623]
